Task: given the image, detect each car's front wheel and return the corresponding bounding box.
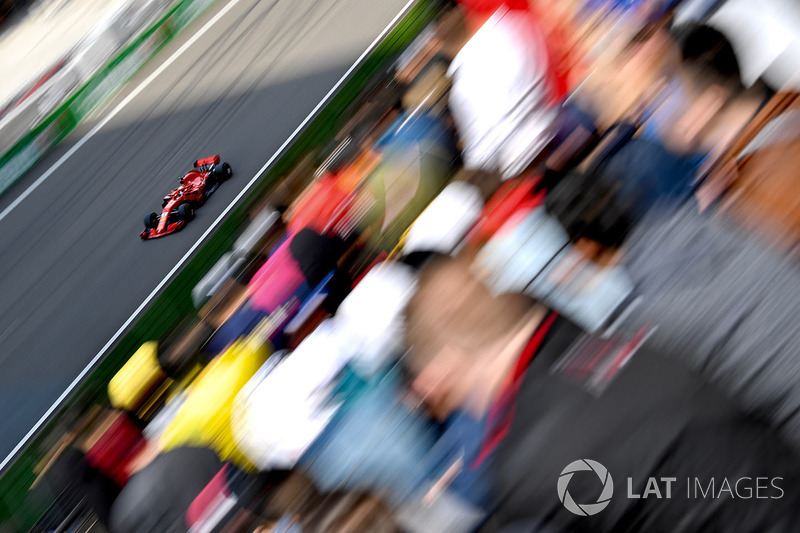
[178,203,195,221]
[144,212,158,228]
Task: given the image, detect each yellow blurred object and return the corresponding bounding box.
[159,339,270,470]
[108,342,164,412]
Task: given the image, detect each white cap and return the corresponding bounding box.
[334,262,418,377]
[403,182,483,255]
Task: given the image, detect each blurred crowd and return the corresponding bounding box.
[31,0,800,531]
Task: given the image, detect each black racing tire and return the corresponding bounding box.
[144,212,158,228]
[178,203,195,221]
[215,162,232,183]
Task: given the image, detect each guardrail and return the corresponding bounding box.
[0,0,216,198]
[0,0,441,530]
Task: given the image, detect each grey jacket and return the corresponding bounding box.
[619,205,800,453]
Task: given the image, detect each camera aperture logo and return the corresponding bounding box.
[558,460,785,517]
[558,459,614,516]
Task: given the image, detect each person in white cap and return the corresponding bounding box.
[403,181,484,258]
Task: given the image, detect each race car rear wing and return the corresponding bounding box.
[194,155,221,171]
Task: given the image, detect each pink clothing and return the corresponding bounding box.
[185,464,230,530]
[248,238,307,313]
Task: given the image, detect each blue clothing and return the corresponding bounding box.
[206,281,311,355]
[585,0,678,18]
[602,138,704,221]
[271,515,302,533]
[375,110,458,157]
[553,102,599,147]
[479,207,634,333]
[299,365,437,506]
[425,411,493,510]
[206,304,271,356]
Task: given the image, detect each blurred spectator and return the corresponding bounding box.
[404,255,800,531]
[574,13,677,131]
[46,447,120,528]
[416,409,493,511]
[301,64,460,259]
[158,337,270,469]
[359,106,458,252]
[232,261,489,532]
[185,464,292,532]
[665,24,767,155]
[231,265,435,499]
[251,471,398,533]
[206,227,348,355]
[83,410,148,489]
[573,24,764,224]
[109,446,223,533]
[402,181,484,257]
[529,0,588,97]
[547,169,800,454]
[157,318,216,380]
[466,174,543,246]
[286,137,370,236]
[477,197,633,332]
[701,89,800,251]
[624,206,800,452]
[467,168,631,333]
[445,3,560,180]
[299,365,436,508]
[591,134,702,221]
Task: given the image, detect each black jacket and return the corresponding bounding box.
[491,316,800,532]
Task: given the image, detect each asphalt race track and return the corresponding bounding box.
[0,0,410,461]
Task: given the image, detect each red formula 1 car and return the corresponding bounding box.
[141,155,232,239]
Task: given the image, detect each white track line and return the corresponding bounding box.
[0,0,417,474]
[0,0,247,225]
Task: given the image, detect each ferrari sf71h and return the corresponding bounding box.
[141,155,232,239]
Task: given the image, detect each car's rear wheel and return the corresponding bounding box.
[178,203,195,221]
[215,162,232,182]
[144,212,158,228]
